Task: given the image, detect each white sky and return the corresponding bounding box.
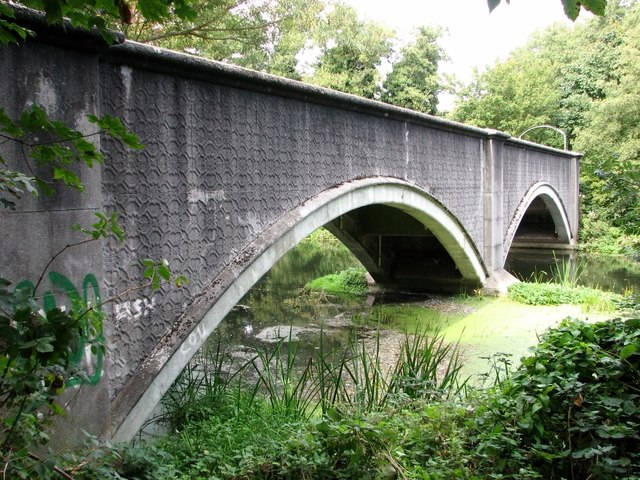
[343,0,575,106]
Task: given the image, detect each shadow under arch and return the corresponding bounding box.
[111,177,486,441]
[504,182,574,255]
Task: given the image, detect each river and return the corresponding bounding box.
[205,230,640,381]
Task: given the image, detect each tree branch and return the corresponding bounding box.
[28,452,74,480]
[140,17,281,43]
[34,237,98,292]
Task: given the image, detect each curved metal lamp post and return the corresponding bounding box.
[518,124,568,150]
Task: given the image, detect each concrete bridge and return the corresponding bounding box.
[0,11,579,444]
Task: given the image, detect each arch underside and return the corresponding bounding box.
[505,183,574,254]
[325,205,480,292]
[111,177,486,442]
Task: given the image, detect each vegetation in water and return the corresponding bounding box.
[508,282,621,312]
[364,304,450,333]
[508,255,624,312]
[305,267,369,297]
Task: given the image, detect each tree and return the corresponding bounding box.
[380,26,444,114]
[574,5,640,234]
[301,3,394,99]
[260,0,326,78]
[451,46,562,145]
[121,0,304,70]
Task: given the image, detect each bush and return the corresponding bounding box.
[477,317,640,479]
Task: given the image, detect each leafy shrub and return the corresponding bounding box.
[477,317,640,479]
[0,277,104,478]
[580,212,640,256]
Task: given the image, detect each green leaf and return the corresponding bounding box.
[52,167,83,190]
[35,178,56,196]
[136,0,171,22]
[581,0,607,16]
[561,0,581,20]
[42,0,65,24]
[36,337,55,353]
[158,259,171,281]
[88,114,144,150]
[175,275,189,288]
[561,0,606,21]
[620,344,636,360]
[173,0,198,21]
[108,212,125,242]
[0,108,24,138]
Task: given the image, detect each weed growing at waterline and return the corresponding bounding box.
[510,253,625,312]
[305,267,369,296]
[508,281,621,312]
[375,304,448,331]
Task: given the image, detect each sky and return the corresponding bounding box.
[343,0,576,107]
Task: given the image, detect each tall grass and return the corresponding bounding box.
[550,253,584,287]
[389,330,467,401]
[155,336,254,431]
[524,253,584,287]
[250,329,320,419]
[159,326,468,430]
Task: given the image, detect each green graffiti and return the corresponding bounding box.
[16,272,104,386]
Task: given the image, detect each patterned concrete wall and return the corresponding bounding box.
[98,46,491,399]
[0,16,579,440]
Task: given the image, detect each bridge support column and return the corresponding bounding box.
[483,130,517,293]
[569,155,580,244]
[483,130,509,272]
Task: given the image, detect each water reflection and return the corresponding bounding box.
[506,249,640,294]
[208,230,369,358]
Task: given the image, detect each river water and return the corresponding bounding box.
[506,249,640,293]
[205,230,640,378]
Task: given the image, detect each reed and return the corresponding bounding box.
[159,325,469,429]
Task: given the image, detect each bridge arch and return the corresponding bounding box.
[504,182,573,255]
[111,177,486,441]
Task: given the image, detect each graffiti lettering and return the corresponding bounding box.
[180,322,207,355]
[114,297,155,324]
[16,272,104,386]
